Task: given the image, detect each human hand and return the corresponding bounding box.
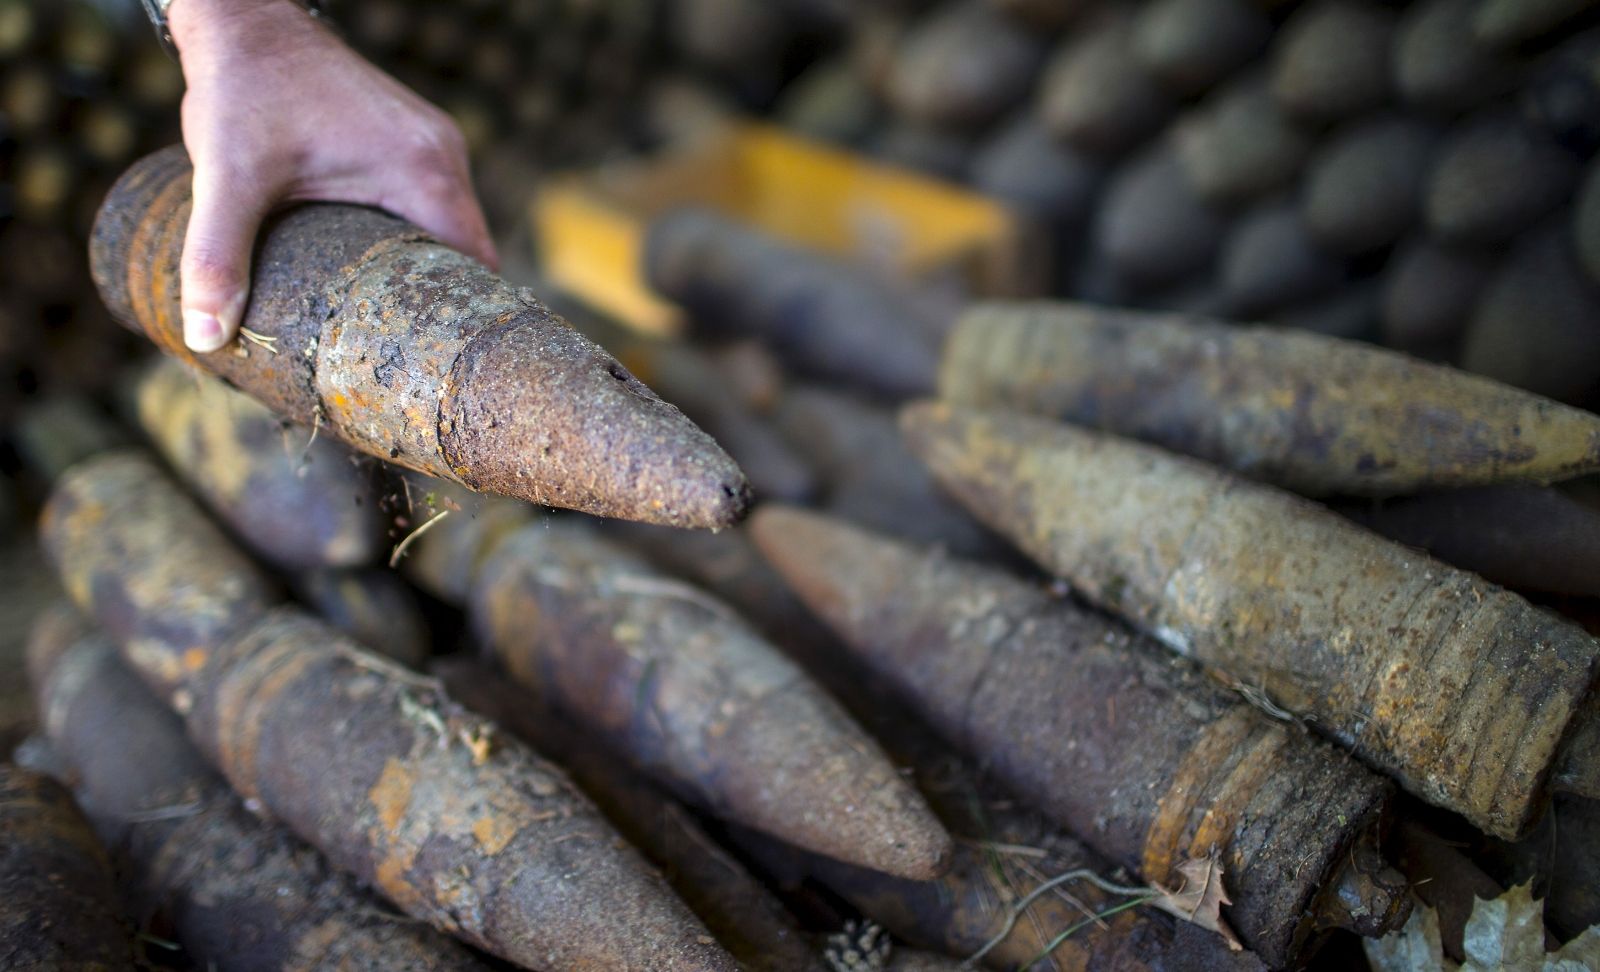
[169,0,498,353]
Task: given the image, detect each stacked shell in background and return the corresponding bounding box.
[719,0,1600,411]
[0,0,176,413]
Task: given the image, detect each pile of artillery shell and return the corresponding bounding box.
[40,451,744,971]
[905,394,1600,840]
[778,0,1600,408]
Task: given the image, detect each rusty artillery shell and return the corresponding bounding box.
[436,658,825,972]
[751,507,1405,965]
[1038,10,1175,156]
[1395,0,1522,114]
[1130,0,1271,98]
[1174,72,1312,207]
[1270,0,1395,125]
[643,208,943,400]
[1462,220,1600,406]
[1219,201,1346,317]
[90,147,751,529]
[1379,238,1492,354]
[41,450,277,709]
[188,610,740,972]
[560,304,818,504]
[939,301,1600,496]
[902,402,1600,838]
[1093,143,1228,288]
[135,358,387,571]
[294,568,430,668]
[41,453,739,971]
[28,609,490,972]
[1475,0,1598,49]
[1303,115,1439,255]
[1340,485,1600,600]
[771,384,1009,562]
[470,518,953,880]
[885,2,1048,130]
[0,764,133,971]
[1425,112,1580,245]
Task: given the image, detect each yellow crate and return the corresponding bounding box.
[533,122,1031,336]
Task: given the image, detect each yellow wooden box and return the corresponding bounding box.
[532,122,1031,336]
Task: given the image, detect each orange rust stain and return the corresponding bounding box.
[374,849,423,912]
[471,814,520,855]
[125,172,197,363]
[1186,725,1288,862]
[1142,707,1256,883]
[369,759,416,834]
[181,647,208,673]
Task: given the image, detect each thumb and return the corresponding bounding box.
[180,164,270,353]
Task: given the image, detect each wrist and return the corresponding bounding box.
[168,0,309,57]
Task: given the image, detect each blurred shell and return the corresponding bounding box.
[1175,72,1313,205]
[1425,111,1580,244]
[1463,220,1600,405]
[1271,0,1396,124]
[1039,9,1175,155]
[1303,115,1439,253]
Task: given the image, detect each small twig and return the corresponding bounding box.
[1020,895,1160,968]
[1016,858,1106,930]
[300,406,323,462]
[119,801,205,823]
[968,839,1050,859]
[389,509,450,568]
[137,931,183,951]
[337,641,439,690]
[238,327,279,354]
[964,868,1151,966]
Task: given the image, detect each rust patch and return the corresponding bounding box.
[370,759,417,835]
[470,814,519,855]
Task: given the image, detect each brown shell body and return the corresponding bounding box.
[186,611,741,972]
[437,659,824,972]
[752,508,1401,966]
[0,765,132,971]
[939,303,1600,497]
[136,359,386,571]
[28,609,488,972]
[904,404,1600,838]
[90,146,749,529]
[470,520,953,881]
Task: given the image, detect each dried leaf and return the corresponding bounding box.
[1462,882,1545,971]
[1365,905,1451,972]
[1149,855,1244,951]
[1550,925,1600,971]
[1365,882,1600,972]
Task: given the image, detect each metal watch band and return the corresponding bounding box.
[142,0,326,59]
